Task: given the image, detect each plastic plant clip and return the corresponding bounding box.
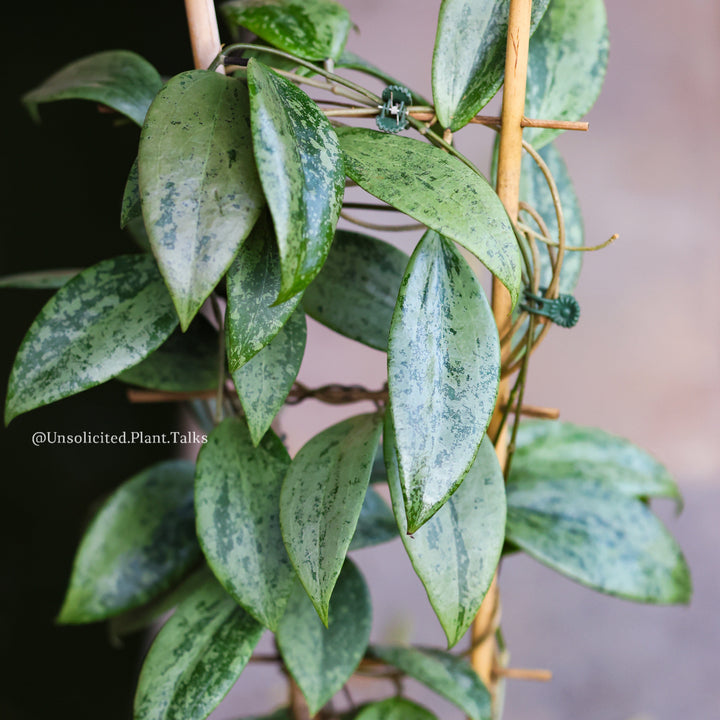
[375,85,412,133]
[520,289,581,328]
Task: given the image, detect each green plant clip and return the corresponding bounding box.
[375,85,412,133]
[520,289,580,328]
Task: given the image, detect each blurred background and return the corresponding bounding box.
[1,1,718,719]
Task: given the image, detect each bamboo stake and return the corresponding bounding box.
[184,0,224,72]
[472,0,534,704]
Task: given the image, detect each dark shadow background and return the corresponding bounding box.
[1,2,191,718]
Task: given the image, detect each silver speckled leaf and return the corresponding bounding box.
[386,418,505,648]
[524,0,609,148]
[506,476,691,604]
[5,254,178,424]
[233,307,306,446]
[225,212,304,371]
[58,460,199,624]
[139,70,264,329]
[195,418,294,631]
[247,60,344,302]
[280,413,383,624]
[134,577,263,720]
[371,644,491,720]
[276,560,371,715]
[337,128,521,306]
[388,230,500,532]
[23,50,162,126]
[432,0,550,130]
[222,0,352,61]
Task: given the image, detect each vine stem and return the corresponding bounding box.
[471,0,534,708]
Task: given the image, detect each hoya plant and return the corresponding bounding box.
[3,0,691,718]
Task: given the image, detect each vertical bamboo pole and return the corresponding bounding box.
[471,0,533,703]
[184,0,224,71]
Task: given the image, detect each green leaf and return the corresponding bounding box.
[233,307,307,446]
[139,70,264,330]
[134,578,263,720]
[5,254,178,424]
[0,268,80,289]
[370,645,490,720]
[247,59,344,302]
[110,567,214,638]
[276,560,371,715]
[337,128,521,305]
[121,157,141,228]
[23,50,162,126]
[524,0,609,149]
[512,421,683,508]
[58,460,199,624]
[226,212,304,371]
[506,477,692,604]
[355,698,437,720]
[195,418,293,630]
[280,413,383,624]
[302,230,409,351]
[349,487,398,551]
[222,0,352,61]
[387,231,500,532]
[432,0,550,130]
[386,420,505,648]
[118,316,219,392]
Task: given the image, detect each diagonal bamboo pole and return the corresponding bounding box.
[471,0,534,706]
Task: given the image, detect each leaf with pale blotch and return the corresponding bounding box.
[388,231,500,533]
[524,0,609,148]
[109,566,214,638]
[337,128,521,305]
[139,70,264,329]
[226,212,304,371]
[0,268,80,289]
[247,60,344,302]
[222,0,351,61]
[355,698,438,720]
[134,577,263,720]
[370,645,490,720]
[303,230,408,351]
[432,0,550,130]
[386,418,505,648]
[23,50,162,126]
[195,418,294,630]
[276,560,371,715]
[58,460,199,624]
[5,254,178,424]
[506,476,692,604]
[512,421,683,509]
[117,316,219,393]
[349,487,398,551]
[280,413,383,624]
[233,308,306,446]
[121,157,141,228]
